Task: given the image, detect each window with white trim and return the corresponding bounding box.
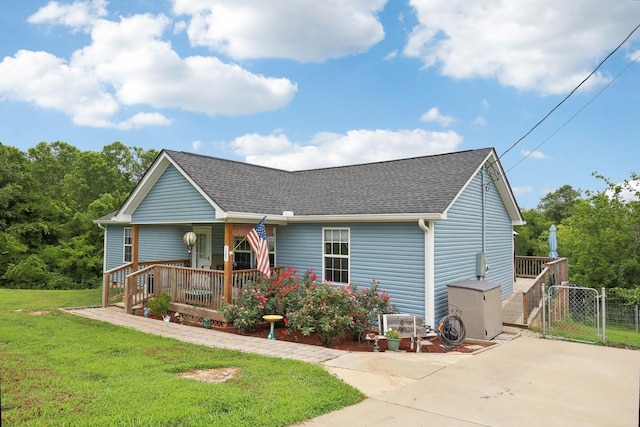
[233,236,276,270]
[323,228,349,283]
[123,227,132,263]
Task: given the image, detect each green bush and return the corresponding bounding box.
[222,267,313,333]
[223,268,397,345]
[286,282,353,345]
[148,293,171,317]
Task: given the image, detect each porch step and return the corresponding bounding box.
[113,302,144,310]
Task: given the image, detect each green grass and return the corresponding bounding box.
[604,325,640,349]
[0,289,364,426]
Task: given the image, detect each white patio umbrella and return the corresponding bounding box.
[549,224,558,259]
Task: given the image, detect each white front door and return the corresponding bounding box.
[193,226,212,269]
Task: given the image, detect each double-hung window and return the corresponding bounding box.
[123,227,132,263]
[323,228,349,283]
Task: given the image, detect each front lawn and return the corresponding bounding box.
[0,289,363,426]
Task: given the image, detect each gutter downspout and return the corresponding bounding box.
[419,219,435,328]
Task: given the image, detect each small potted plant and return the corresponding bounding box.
[385,329,401,351]
[148,293,171,322]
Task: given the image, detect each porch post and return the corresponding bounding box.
[132,224,139,271]
[224,222,234,304]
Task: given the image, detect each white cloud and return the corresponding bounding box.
[606,180,640,202]
[0,50,119,127]
[521,149,549,160]
[481,99,489,111]
[512,186,533,197]
[404,0,640,95]
[192,140,203,151]
[116,113,173,130]
[0,8,297,128]
[471,116,486,126]
[172,0,387,62]
[228,128,463,170]
[419,107,455,127]
[384,50,398,61]
[27,0,107,32]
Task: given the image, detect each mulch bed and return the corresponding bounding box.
[142,310,493,354]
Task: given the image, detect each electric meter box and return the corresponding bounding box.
[447,280,503,340]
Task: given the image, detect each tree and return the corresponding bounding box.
[1,141,157,289]
[559,177,640,289]
[537,184,581,224]
[516,208,552,256]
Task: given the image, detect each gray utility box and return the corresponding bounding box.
[447,280,503,340]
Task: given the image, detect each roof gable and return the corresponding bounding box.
[108,148,523,225]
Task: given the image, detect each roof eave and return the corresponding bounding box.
[225,212,446,224]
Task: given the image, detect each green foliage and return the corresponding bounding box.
[385,329,401,339]
[222,267,313,332]
[559,176,640,289]
[0,141,157,289]
[2,254,51,288]
[224,269,397,345]
[345,280,397,340]
[537,184,582,224]
[516,208,554,256]
[148,293,172,317]
[287,281,354,345]
[0,289,363,426]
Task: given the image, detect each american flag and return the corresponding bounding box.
[246,218,271,278]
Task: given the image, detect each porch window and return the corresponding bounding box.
[123,227,132,263]
[323,228,349,283]
[233,236,276,270]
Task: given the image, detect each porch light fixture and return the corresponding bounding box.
[183,231,197,254]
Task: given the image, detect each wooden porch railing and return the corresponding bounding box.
[121,265,285,314]
[102,259,188,307]
[511,256,569,325]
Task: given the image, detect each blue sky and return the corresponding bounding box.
[2,0,640,209]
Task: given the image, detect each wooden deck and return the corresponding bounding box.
[502,257,569,327]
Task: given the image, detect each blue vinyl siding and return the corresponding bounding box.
[485,176,515,299]
[275,224,323,275]
[133,165,216,223]
[433,168,514,320]
[104,224,193,271]
[138,225,192,261]
[105,224,127,271]
[277,222,426,317]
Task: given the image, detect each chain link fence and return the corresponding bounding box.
[541,285,640,347]
[544,285,601,344]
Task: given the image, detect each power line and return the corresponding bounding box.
[506,49,640,173]
[499,23,640,161]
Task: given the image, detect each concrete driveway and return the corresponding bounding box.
[299,337,640,426]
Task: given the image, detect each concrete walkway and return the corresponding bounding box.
[65,306,346,363]
[67,307,640,426]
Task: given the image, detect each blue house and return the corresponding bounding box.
[96,148,524,328]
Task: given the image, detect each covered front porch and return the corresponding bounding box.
[102,261,284,323]
[101,220,279,323]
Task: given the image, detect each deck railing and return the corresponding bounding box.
[102,259,188,307]
[121,265,284,314]
[512,256,569,325]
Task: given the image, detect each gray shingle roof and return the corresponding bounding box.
[165,148,497,216]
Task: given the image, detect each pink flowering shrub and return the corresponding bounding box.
[222,268,397,343]
[346,280,397,340]
[286,282,353,345]
[222,267,313,332]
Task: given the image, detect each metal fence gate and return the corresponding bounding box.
[544,285,602,344]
